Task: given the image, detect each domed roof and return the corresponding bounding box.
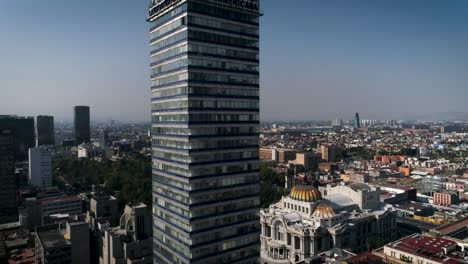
[290,185,322,202]
[312,202,336,219]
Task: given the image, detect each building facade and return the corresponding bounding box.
[100,203,152,264]
[28,147,52,188]
[354,113,361,129]
[36,115,55,146]
[0,115,35,161]
[0,128,18,224]
[74,106,91,144]
[260,183,397,264]
[148,0,261,263]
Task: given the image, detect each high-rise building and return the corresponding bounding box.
[0,115,35,161]
[29,147,52,188]
[74,106,91,144]
[148,0,261,263]
[354,112,361,128]
[0,128,18,224]
[36,115,55,146]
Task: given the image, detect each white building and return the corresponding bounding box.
[260,183,397,263]
[29,147,52,188]
[78,143,113,160]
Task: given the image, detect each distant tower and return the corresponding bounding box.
[36,115,55,146]
[354,112,361,128]
[74,106,90,144]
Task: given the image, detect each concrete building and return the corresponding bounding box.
[321,145,340,162]
[74,106,91,144]
[260,147,275,161]
[22,195,83,227]
[36,115,55,146]
[260,183,397,263]
[34,222,90,264]
[149,0,261,263]
[433,192,459,206]
[28,147,52,188]
[289,152,320,171]
[100,203,152,264]
[277,148,297,163]
[0,128,18,224]
[0,115,35,161]
[77,143,113,160]
[87,195,119,228]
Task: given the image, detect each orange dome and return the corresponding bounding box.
[312,202,335,218]
[290,185,322,202]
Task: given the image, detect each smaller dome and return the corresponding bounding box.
[290,185,322,202]
[312,202,335,219]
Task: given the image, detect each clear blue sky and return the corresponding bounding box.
[1,0,467,121]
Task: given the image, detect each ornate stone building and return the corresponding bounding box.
[260,183,397,264]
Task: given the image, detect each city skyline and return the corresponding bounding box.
[1,0,468,122]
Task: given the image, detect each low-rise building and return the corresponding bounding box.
[34,222,90,264]
[433,192,459,206]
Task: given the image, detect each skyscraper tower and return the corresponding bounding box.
[0,128,18,224]
[148,0,261,263]
[354,112,361,128]
[74,106,91,144]
[36,115,55,146]
[0,115,35,161]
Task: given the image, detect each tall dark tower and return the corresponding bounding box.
[148,0,261,263]
[36,115,55,146]
[354,112,361,128]
[74,106,91,144]
[0,128,18,224]
[0,115,35,161]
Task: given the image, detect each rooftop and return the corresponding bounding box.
[435,217,468,236]
[38,195,82,205]
[37,229,70,251]
[386,234,462,264]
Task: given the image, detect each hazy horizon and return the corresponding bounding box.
[1,0,467,122]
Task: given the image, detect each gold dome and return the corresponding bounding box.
[290,185,322,202]
[312,202,336,219]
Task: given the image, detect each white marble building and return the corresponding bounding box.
[260,183,397,264]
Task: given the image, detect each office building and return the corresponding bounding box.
[260,183,397,263]
[0,115,35,161]
[99,203,152,264]
[0,128,18,224]
[148,0,261,263]
[36,115,55,146]
[74,106,91,144]
[29,147,52,188]
[34,222,90,264]
[354,112,361,129]
[87,195,120,228]
[22,195,83,226]
[321,145,340,162]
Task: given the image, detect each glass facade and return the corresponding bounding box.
[149,0,260,263]
[74,106,91,144]
[37,115,55,146]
